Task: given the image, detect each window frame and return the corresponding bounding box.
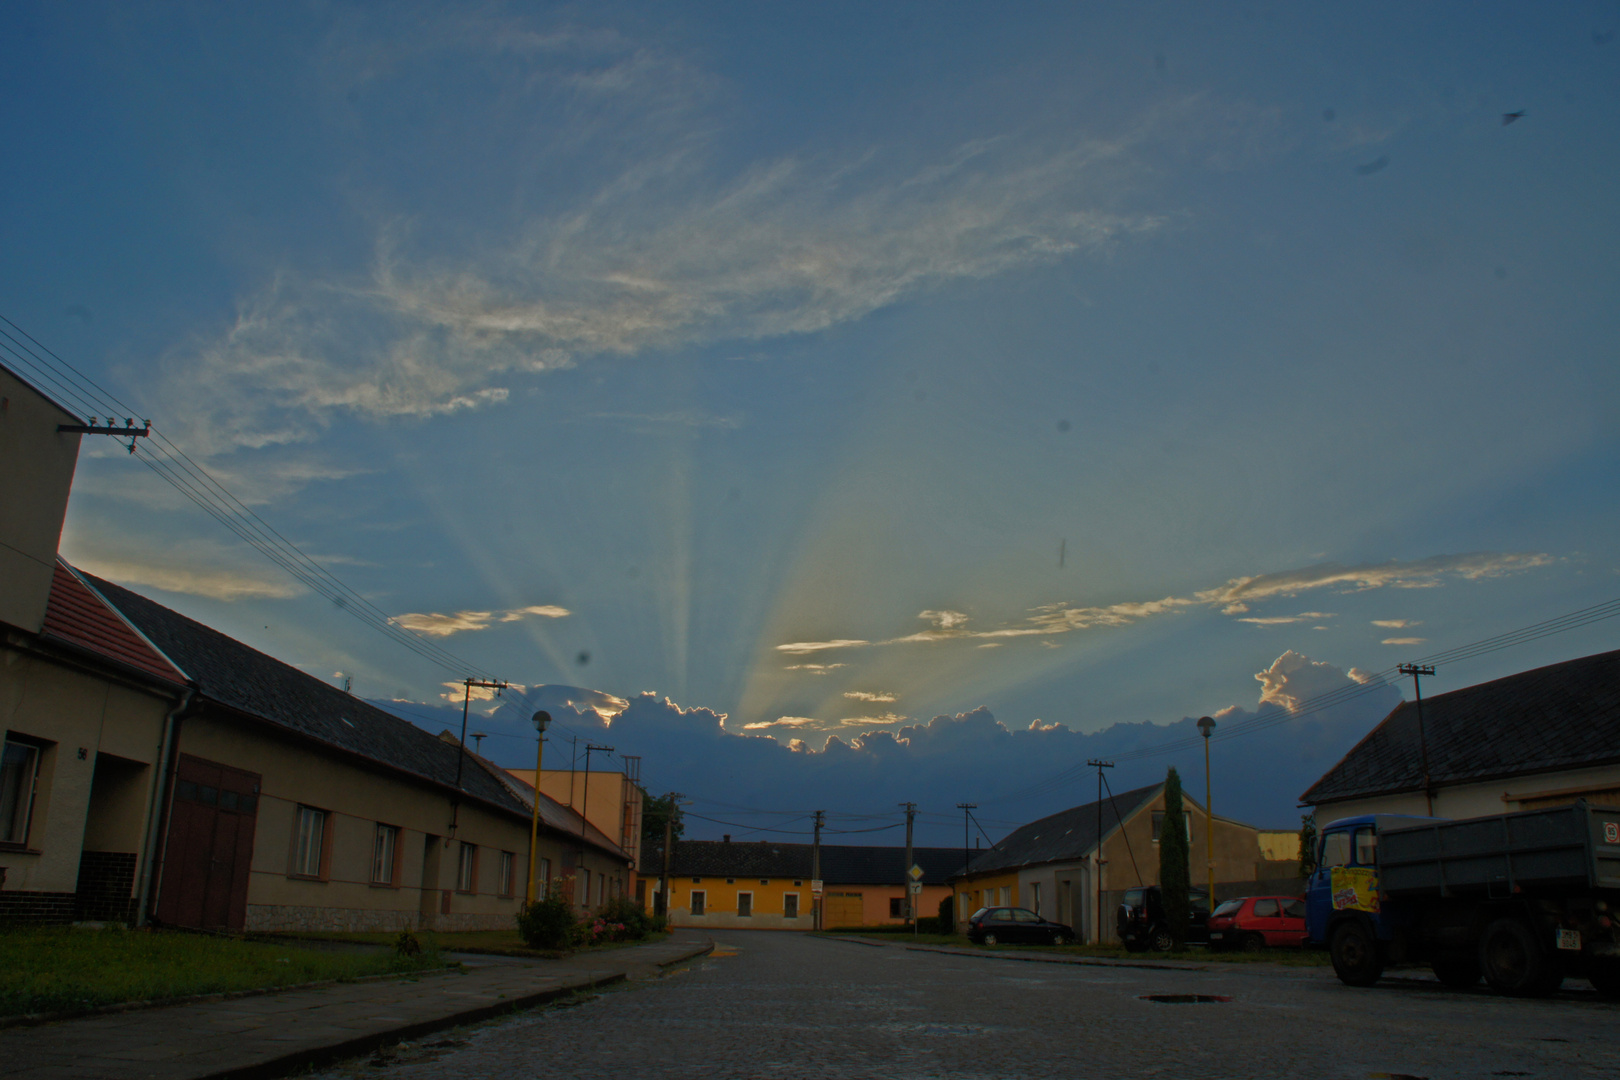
[736,890,753,917]
[689,889,707,916]
[370,823,402,887]
[498,851,515,898]
[889,896,905,919]
[290,804,332,880]
[783,892,800,919]
[0,736,45,850]
[456,841,478,895]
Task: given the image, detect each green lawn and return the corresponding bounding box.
[264,927,671,958]
[0,925,449,1018]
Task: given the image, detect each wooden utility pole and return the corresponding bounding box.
[900,801,917,925]
[452,677,507,830]
[1088,760,1113,944]
[812,810,825,930]
[1399,664,1438,815]
[659,792,682,917]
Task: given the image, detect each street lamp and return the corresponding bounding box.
[526,710,551,904]
[1196,715,1216,911]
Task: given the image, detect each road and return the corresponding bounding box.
[313,932,1620,1079]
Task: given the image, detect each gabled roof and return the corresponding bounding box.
[640,842,965,885]
[954,782,1164,879]
[1301,648,1620,806]
[41,561,186,687]
[81,569,626,860]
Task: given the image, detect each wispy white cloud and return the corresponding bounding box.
[1381,636,1427,646]
[73,557,305,601]
[776,639,870,656]
[839,713,908,726]
[393,603,570,637]
[784,662,846,674]
[741,716,821,730]
[843,690,897,703]
[1371,619,1421,629]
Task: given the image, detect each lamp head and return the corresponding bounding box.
[1196,715,1216,738]
[532,709,552,734]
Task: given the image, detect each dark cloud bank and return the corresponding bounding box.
[380,654,1401,846]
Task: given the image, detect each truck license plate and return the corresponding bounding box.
[1556,929,1581,951]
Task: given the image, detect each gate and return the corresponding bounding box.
[156,754,261,930]
[824,891,863,927]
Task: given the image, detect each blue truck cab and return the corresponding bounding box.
[1304,813,1443,986]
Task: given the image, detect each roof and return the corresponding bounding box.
[40,561,186,687]
[640,842,965,885]
[1301,648,1620,806]
[953,782,1164,879]
[80,568,626,860]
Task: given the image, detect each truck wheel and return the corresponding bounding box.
[1478,918,1562,997]
[1586,958,1620,998]
[1329,921,1385,987]
[1148,926,1175,952]
[1430,956,1481,988]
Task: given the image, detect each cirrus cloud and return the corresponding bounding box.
[393,603,571,637]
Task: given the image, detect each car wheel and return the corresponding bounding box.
[1239,932,1265,953]
[1329,920,1385,987]
[1479,918,1562,997]
[1147,926,1174,952]
[1431,956,1481,989]
[1049,932,1068,947]
[981,932,998,946]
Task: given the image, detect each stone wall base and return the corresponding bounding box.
[245,903,518,934]
[0,889,78,923]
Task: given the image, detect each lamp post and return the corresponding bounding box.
[526,711,551,904]
[1196,715,1216,910]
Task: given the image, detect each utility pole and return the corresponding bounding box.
[900,801,917,929]
[812,810,825,931]
[955,802,977,927]
[1197,717,1217,913]
[577,743,615,903]
[659,792,683,918]
[1087,760,1113,945]
[451,677,507,830]
[1399,664,1438,815]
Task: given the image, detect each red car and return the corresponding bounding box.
[1206,895,1306,951]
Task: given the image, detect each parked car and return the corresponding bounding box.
[1206,895,1307,951]
[967,906,1076,946]
[1117,886,1211,952]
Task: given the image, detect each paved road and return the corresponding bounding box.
[312,931,1620,1079]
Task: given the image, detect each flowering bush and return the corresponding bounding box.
[515,884,576,950]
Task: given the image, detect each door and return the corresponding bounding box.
[824,892,863,927]
[156,754,261,930]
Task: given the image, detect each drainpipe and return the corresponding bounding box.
[135,687,192,926]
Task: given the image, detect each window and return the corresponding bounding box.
[457,842,477,894]
[690,889,706,915]
[1320,831,1352,868]
[292,806,327,878]
[726,877,735,884]
[1283,899,1305,919]
[1,739,41,846]
[539,857,551,895]
[577,870,589,906]
[372,824,399,885]
[499,852,515,897]
[784,893,799,919]
[1030,881,1042,915]
[982,888,992,907]
[889,897,905,918]
[999,886,1010,906]
[737,891,753,917]
[1354,827,1377,866]
[1151,811,1193,843]
[760,878,769,885]
[1013,909,1041,922]
[794,880,803,886]
[1252,898,1279,918]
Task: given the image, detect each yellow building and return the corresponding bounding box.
[951,781,1275,943]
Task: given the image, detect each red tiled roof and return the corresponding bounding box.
[41,562,186,687]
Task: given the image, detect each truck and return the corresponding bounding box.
[1304,800,1620,996]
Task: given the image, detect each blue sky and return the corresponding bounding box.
[5,2,1618,840]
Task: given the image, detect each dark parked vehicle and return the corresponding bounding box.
[967,906,1076,946]
[1117,886,1210,951]
[1207,895,1307,950]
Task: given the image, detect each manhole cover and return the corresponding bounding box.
[1139,994,1231,1003]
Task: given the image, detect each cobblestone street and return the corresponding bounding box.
[311,931,1620,1079]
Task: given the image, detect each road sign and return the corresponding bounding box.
[908,881,922,894]
[811,879,823,896]
[908,863,924,881]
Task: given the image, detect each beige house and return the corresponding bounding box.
[1,361,630,930]
[950,782,1293,943]
[507,765,644,886]
[1302,648,1620,823]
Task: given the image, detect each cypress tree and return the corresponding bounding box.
[1158,766,1190,950]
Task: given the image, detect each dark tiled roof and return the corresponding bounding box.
[82,570,625,858]
[43,562,186,687]
[641,842,964,885]
[1301,648,1620,806]
[953,782,1164,879]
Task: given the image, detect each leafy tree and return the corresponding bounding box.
[1298,813,1318,878]
[1158,766,1191,950]
[640,791,685,915]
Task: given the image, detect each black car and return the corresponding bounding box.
[1116,886,1211,952]
[967,906,1075,946]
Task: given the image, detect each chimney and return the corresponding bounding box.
[723,834,731,843]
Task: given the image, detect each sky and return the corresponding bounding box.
[4,2,1618,844]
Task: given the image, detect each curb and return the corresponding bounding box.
[192,972,628,1080]
[814,934,1205,972]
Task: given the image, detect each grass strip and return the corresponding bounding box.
[0,925,447,1018]
[265,927,670,958]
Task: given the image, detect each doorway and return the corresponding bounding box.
[155,754,261,930]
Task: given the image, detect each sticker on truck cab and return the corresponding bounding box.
[1330,866,1380,913]
[1604,821,1619,844]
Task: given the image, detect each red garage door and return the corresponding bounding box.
[156,755,261,930]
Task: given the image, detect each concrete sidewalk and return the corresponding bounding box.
[1,932,713,1080]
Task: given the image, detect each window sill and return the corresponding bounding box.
[369,881,401,889]
[0,842,41,855]
[287,873,327,882]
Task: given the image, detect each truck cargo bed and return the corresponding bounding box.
[1378,800,1620,897]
